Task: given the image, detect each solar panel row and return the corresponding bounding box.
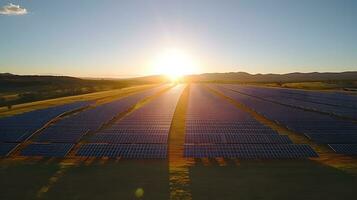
[35,128,89,143]
[89,134,167,143]
[0,101,90,143]
[108,126,172,130]
[0,131,33,143]
[0,143,19,156]
[185,134,292,144]
[186,129,278,135]
[184,144,318,159]
[20,143,74,157]
[98,129,168,135]
[305,134,357,144]
[328,144,357,155]
[76,143,167,159]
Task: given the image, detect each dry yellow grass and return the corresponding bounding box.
[0,84,159,117]
[168,84,194,200]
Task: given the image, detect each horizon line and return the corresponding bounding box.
[1,70,357,79]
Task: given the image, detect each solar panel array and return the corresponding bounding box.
[20,143,74,157]
[0,101,90,143]
[212,84,357,155]
[34,85,166,143]
[3,83,353,159]
[221,84,357,120]
[13,85,168,158]
[0,143,19,156]
[76,85,185,159]
[184,84,316,159]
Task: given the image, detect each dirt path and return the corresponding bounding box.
[168,84,194,200]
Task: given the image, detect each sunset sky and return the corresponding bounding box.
[0,0,356,78]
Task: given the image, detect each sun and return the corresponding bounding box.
[152,49,198,82]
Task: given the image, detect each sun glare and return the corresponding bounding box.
[152,49,198,81]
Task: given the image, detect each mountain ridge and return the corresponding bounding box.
[1,71,356,83]
[184,71,357,83]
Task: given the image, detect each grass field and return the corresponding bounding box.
[1,84,357,200]
[0,84,159,118]
[1,158,356,199]
[189,160,357,200]
[262,81,357,91]
[0,74,166,107]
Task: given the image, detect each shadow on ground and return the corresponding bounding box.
[0,162,59,199]
[42,160,169,200]
[189,160,357,200]
[1,159,357,200]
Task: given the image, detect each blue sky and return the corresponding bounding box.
[0,0,356,77]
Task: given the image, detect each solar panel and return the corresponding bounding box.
[328,144,357,155]
[225,134,292,144]
[97,129,168,135]
[185,134,292,144]
[305,134,357,144]
[185,129,278,135]
[35,129,89,143]
[0,143,19,156]
[185,134,223,143]
[0,131,33,142]
[0,101,91,142]
[103,127,170,132]
[301,130,357,134]
[184,144,318,159]
[20,143,74,157]
[89,134,168,143]
[76,143,167,159]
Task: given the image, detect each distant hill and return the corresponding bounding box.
[184,71,357,83]
[0,73,165,107]
[0,73,165,89]
[0,73,83,88]
[129,74,169,83]
[1,71,356,106]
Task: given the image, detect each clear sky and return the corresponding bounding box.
[0,0,356,78]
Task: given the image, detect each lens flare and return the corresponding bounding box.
[152,49,198,81]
